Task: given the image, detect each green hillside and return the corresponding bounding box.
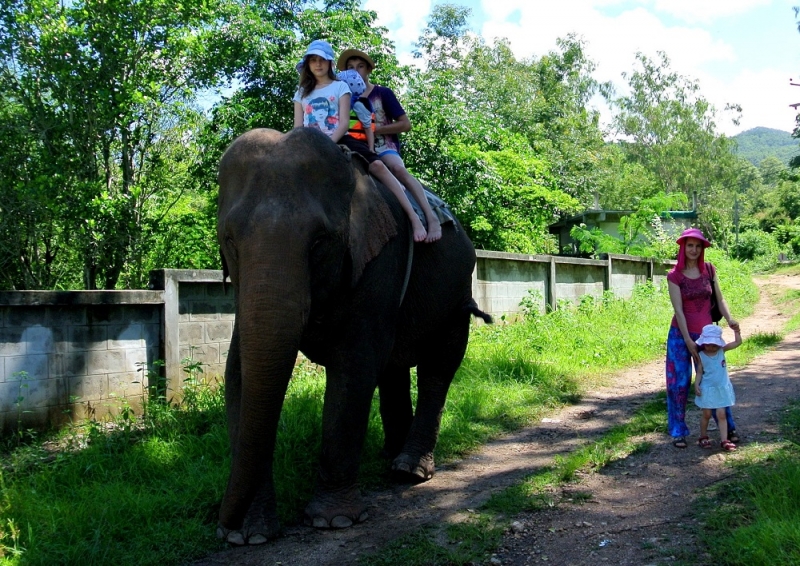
[733,126,799,166]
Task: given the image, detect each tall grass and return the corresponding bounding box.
[0,269,760,566]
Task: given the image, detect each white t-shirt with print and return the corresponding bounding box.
[293,81,351,138]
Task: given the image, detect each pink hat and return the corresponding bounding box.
[676,228,711,248]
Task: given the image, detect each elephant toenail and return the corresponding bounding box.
[247,534,268,545]
[312,517,329,528]
[330,516,353,529]
[358,511,369,523]
[226,531,245,546]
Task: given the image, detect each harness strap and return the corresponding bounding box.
[399,226,414,307]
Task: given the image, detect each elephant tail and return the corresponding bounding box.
[463,298,493,324]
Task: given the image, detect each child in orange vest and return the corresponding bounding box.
[337,69,375,153]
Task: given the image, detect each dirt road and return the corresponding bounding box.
[193,274,800,566]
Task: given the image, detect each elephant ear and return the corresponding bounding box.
[347,160,398,285]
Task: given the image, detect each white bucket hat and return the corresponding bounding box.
[696,324,726,347]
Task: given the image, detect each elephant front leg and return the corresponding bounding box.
[217,484,281,545]
[304,361,379,529]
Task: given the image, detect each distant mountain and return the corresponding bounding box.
[732,127,799,166]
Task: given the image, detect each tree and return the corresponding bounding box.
[400,6,609,252]
[0,0,230,289]
[608,51,742,243]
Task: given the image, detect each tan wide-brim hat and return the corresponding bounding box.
[337,49,375,71]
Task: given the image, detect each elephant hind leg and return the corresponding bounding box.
[392,310,471,483]
[377,364,413,460]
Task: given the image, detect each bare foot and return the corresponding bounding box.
[411,217,427,242]
[424,217,442,243]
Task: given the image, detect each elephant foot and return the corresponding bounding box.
[391,452,435,484]
[216,513,280,546]
[304,486,369,530]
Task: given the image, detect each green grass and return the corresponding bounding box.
[694,400,800,565]
[0,269,761,565]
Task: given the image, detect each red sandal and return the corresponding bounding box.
[698,436,712,449]
[721,440,737,452]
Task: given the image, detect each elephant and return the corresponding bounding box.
[215,126,492,545]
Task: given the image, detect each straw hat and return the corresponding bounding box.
[337,48,375,71]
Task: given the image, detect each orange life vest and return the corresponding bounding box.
[348,103,375,142]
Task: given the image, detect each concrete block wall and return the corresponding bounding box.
[177,282,235,383]
[608,255,657,299]
[0,257,675,432]
[474,252,550,319]
[553,259,607,304]
[0,294,162,432]
[474,251,674,319]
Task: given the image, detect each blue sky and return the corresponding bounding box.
[362,0,800,136]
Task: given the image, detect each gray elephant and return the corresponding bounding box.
[215,127,491,545]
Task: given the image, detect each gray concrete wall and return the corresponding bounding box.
[0,255,674,432]
[148,270,234,402]
[0,292,162,432]
[474,251,674,319]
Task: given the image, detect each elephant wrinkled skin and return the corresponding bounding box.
[215,127,491,545]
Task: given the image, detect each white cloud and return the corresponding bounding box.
[363,0,431,49]
[477,1,779,136]
[364,0,797,134]
[653,0,772,24]
[704,69,798,135]
[480,5,734,86]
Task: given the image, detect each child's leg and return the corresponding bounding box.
[380,153,442,243]
[715,407,728,443]
[699,409,711,438]
[368,160,427,242]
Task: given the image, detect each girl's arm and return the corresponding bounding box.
[330,93,351,143]
[293,101,304,129]
[668,280,698,359]
[723,328,742,351]
[712,267,739,332]
[694,357,704,396]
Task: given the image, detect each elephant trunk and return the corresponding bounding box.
[218,268,310,529]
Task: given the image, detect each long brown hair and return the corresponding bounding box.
[299,57,337,98]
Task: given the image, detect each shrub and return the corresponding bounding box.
[731,229,787,271]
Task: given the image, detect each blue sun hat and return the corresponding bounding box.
[296,39,335,72]
[336,69,366,98]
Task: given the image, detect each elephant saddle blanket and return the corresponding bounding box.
[404,188,456,231]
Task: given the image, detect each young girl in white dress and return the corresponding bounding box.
[694,324,742,451]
